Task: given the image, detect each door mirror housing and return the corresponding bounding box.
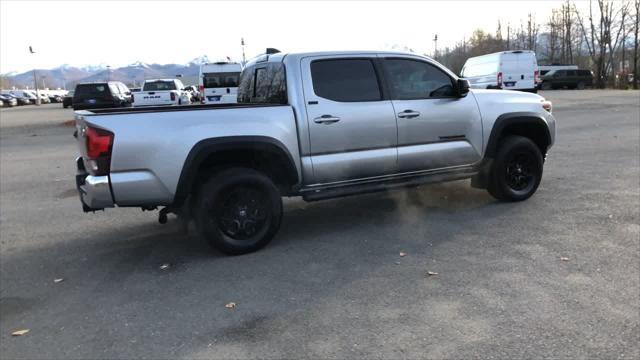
[456,79,470,97]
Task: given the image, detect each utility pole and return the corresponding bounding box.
[106,65,111,81]
[433,34,438,59]
[29,46,40,105]
[241,38,246,66]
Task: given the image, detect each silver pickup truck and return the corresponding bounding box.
[74,50,556,255]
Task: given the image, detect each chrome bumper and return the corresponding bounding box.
[76,157,114,211]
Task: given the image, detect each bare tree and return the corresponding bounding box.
[575,0,629,88]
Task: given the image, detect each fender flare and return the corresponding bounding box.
[484,111,551,159]
[172,136,299,207]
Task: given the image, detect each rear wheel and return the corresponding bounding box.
[541,82,552,90]
[577,81,585,90]
[487,136,543,202]
[194,168,283,255]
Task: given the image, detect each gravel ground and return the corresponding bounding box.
[0,90,638,359]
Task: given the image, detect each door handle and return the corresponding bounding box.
[397,110,420,119]
[313,115,341,124]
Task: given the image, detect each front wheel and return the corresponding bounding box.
[541,82,552,90]
[487,136,543,202]
[194,168,283,255]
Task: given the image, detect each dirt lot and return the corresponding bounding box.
[1,90,639,359]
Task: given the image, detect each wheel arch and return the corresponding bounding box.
[172,136,299,207]
[472,112,551,189]
[485,112,552,159]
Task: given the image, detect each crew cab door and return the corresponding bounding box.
[380,57,483,172]
[301,55,398,184]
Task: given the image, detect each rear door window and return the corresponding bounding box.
[310,59,381,102]
[238,63,287,104]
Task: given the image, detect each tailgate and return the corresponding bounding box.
[134,91,174,106]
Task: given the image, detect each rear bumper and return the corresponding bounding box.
[76,157,114,211]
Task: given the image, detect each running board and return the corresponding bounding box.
[301,169,476,202]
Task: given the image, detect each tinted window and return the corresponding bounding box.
[238,63,287,104]
[384,59,455,99]
[203,72,240,88]
[143,81,176,91]
[554,70,566,76]
[75,83,108,97]
[566,70,576,76]
[310,59,381,102]
[578,70,592,76]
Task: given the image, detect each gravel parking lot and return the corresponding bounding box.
[1,90,638,359]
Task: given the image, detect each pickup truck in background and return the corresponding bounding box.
[74,50,556,255]
[132,78,191,107]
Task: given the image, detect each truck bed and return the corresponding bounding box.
[78,102,287,116]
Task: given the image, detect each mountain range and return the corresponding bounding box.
[2,55,215,89]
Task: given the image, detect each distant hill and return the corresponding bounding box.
[2,55,214,89]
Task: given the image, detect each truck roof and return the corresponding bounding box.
[246,50,435,66]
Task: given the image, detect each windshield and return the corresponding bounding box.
[203,72,240,88]
[143,81,177,91]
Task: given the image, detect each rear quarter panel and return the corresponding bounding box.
[78,106,300,206]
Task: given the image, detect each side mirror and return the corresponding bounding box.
[456,79,470,97]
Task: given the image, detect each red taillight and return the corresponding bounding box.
[497,72,503,87]
[85,126,113,176]
[170,92,176,101]
[534,70,540,84]
[199,85,204,92]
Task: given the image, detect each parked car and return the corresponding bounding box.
[199,62,241,104]
[28,91,51,104]
[132,79,190,107]
[0,94,18,107]
[48,94,63,103]
[4,90,37,104]
[461,50,539,92]
[72,82,132,110]
[74,50,556,255]
[538,69,594,90]
[63,90,74,108]
[183,85,200,102]
[2,93,31,105]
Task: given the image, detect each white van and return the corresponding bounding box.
[460,50,539,92]
[199,62,242,104]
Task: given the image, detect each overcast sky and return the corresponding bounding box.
[1,0,588,74]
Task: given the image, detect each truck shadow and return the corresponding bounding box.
[1,181,515,358]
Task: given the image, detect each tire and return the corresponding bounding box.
[487,136,543,202]
[194,168,283,255]
[577,81,585,90]
[541,82,552,90]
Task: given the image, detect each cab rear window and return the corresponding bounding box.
[143,81,176,91]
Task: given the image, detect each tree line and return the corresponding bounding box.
[436,0,640,89]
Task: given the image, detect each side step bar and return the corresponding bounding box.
[301,169,476,202]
